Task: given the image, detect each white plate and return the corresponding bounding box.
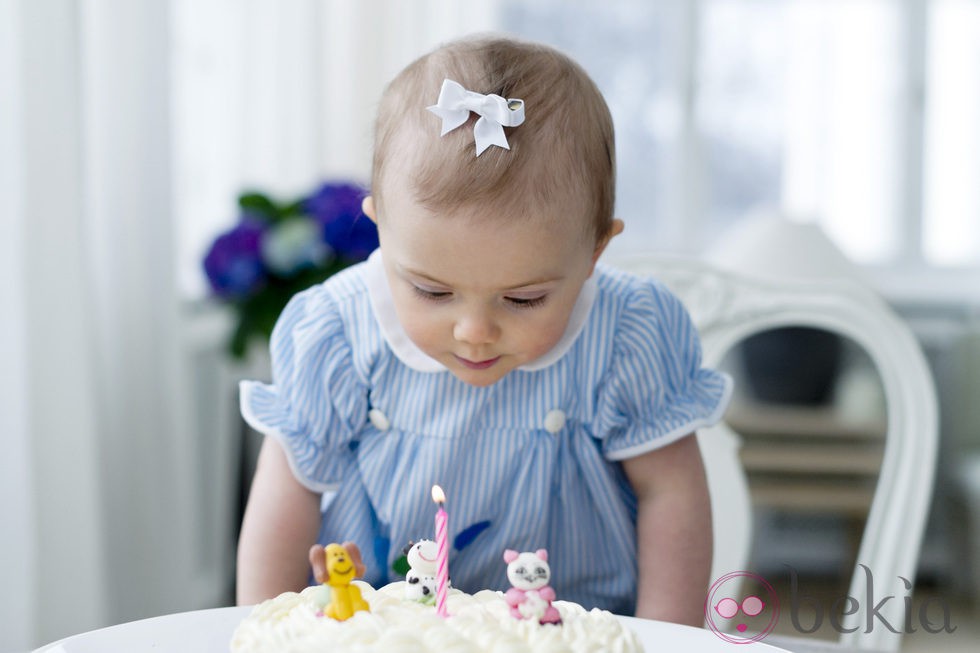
[36,607,792,652]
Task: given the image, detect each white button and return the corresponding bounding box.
[544,409,566,434]
[368,408,390,431]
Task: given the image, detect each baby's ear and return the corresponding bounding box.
[591,218,625,266]
[362,195,377,223]
[535,548,548,562]
[343,541,366,578]
[309,544,328,584]
[503,549,519,564]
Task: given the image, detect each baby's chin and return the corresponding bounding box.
[448,367,511,388]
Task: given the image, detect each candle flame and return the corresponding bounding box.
[431,485,446,504]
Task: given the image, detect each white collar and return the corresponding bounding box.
[363,249,597,373]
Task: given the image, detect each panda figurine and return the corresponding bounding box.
[403,539,440,604]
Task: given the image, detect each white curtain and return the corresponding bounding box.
[2,1,503,649]
[1,0,191,648]
[0,2,39,649]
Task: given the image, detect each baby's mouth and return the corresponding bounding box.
[455,355,501,370]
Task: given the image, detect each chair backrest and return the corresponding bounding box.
[608,255,938,652]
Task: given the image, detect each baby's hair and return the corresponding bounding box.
[371,35,616,244]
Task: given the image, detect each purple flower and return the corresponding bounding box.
[203,219,267,299]
[304,182,379,260]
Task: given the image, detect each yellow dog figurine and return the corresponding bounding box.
[309,542,370,621]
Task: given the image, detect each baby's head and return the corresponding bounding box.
[369,35,616,245]
[364,36,623,386]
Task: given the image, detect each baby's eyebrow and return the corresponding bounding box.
[502,278,564,292]
[400,268,453,287]
[401,266,563,291]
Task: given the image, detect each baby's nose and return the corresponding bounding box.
[453,312,499,345]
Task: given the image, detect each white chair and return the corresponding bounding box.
[609,254,938,652]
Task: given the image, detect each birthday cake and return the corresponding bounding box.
[230,581,642,653]
[230,542,642,653]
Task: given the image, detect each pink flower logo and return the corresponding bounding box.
[704,571,780,644]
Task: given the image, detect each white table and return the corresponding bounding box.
[34,607,246,653]
[33,607,797,652]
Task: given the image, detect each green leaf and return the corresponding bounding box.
[280,199,307,218]
[229,314,250,360]
[392,555,410,577]
[238,192,280,221]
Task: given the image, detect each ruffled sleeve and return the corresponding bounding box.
[239,284,368,492]
[595,279,732,461]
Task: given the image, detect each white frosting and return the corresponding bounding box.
[231,581,642,653]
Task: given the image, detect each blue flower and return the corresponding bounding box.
[203,219,267,299]
[204,180,377,358]
[304,182,379,260]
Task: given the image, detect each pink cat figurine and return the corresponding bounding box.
[503,549,562,625]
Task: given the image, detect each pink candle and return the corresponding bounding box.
[431,484,450,617]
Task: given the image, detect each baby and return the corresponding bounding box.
[237,35,731,627]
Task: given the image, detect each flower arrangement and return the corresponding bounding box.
[203,181,378,358]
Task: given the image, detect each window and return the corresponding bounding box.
[699,0,905,264]
[923,0,980,266]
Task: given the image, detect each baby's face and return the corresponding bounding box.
[373,191,603,387]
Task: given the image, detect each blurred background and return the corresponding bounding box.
[3,0,980,650]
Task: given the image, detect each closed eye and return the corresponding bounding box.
[412,285,547,308]
[412,285,452,302]
[506,295,547,309]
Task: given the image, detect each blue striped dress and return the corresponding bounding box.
[240,249,731,615]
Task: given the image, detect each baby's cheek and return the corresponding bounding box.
[401,311,444,353]
[522,320,567,358]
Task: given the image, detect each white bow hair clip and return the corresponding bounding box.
[426,79,526,156]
